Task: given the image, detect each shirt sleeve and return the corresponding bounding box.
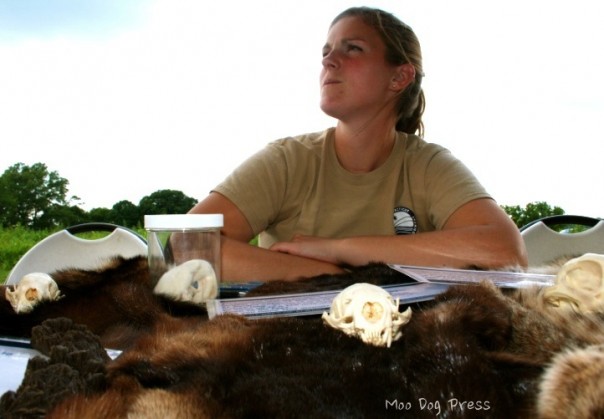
[421,147,491,230]
[212,140,291,236]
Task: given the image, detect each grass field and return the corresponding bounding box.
[0,227,53,283]
[0,227,148,284]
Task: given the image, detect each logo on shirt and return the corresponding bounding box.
[393,207,417,235]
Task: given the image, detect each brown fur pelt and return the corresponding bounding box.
[0,257,415,350]
[1,256,604,418]
[0,256,207,350]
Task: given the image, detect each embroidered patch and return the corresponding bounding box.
[393,207,417,235]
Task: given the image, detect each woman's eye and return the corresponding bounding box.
[321,43,363,58]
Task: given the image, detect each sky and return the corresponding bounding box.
[1,0,603,218]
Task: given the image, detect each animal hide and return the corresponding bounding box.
[1,256,604,418]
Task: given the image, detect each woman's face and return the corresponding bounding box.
[320,16,401,123]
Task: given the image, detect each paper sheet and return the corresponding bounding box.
[207,282,449,319]
[389,265,555,288]
[0,344,41,393]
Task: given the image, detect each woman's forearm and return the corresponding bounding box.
[334,225,525,269]
[271,199,528,271]
[220,236,344,282]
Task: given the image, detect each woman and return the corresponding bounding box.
[189,7,527,282]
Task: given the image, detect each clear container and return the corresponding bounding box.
[144,214,223,292]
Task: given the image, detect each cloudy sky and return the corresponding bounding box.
[1,0,603,219]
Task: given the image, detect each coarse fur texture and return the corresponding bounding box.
[0,255,603,418]
[0,256,206,350]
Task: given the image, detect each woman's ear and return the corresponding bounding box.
[390,63,416,92]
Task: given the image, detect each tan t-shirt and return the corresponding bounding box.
[214,128,490,248]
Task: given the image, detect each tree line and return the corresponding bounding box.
[0,163,197,230]
[0,162,567,231]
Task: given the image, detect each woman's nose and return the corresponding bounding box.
[322,49,338,68]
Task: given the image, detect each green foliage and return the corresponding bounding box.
[138,190,198,217]
[88,190,198,228]
[111,200,141,227]
[38,204,90,228]
[0,162,74,229]
[0,162,199,230]
[501,201,565,229]
[88,207,114,224]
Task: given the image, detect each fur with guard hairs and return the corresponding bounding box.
[0,255,603,418]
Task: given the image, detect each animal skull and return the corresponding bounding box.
[154,259,218,304]
[541,253,604,313]
[5,272,62,314]
[322,282,412,347]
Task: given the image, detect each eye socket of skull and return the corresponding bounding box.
[25,288,39,301]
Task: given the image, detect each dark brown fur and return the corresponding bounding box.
[0,256,206,349]
[1,256,603,418]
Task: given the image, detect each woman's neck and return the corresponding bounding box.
[333,121,397,173]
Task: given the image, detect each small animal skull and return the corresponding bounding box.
[322,282,412,347]
[5,272,62,314]
[541,253,604,313]
[154,259,218,304]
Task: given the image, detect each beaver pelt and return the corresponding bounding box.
[1,255,603,418]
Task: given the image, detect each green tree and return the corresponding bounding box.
[112,200,141,227]
[35,204,90,229]
[138,189,197,216]
[501,201,565,229]
[88,207,114,224]
[0,162,73,229]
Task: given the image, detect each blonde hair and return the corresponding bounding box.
[331,7,425,137]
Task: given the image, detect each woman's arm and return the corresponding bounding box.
[271,198,528,270]
[188,192,344,282]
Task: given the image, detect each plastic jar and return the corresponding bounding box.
[144,214,223,289]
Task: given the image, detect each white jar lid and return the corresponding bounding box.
[144,214,224,230]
